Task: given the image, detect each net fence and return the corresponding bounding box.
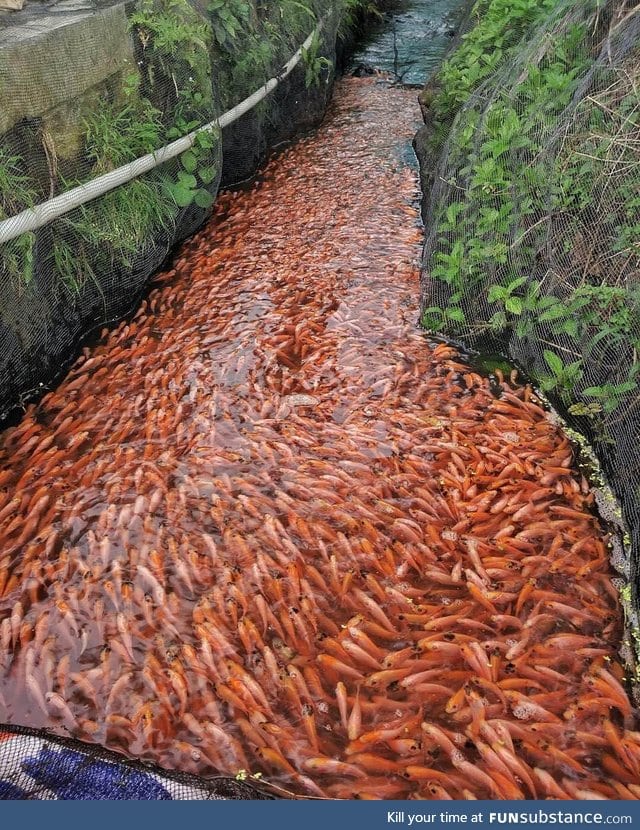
[0,0,358,425]
[0,724,276,800]
[419,0,640,646]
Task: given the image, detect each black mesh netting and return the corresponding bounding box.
[0,724,277,799]
[0,0,347,424]
[417,0,640,645]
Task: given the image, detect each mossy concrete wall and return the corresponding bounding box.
[0,0,356,422]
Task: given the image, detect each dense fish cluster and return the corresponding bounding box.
[0,79,638,799]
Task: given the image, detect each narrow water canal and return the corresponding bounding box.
[351,0,460,84]
[0,74,637,798]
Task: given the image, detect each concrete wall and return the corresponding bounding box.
[0,0,352,422]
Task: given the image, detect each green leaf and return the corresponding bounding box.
[505,296,523,315]
[194,188,215,209]
[565,362,583,384]
[447,307,466,323]
[490,311,508,332]
[543,349,563,377]
[507,276,528,292]
[539,376,558,392]
[195,131,216,149]
[446,202,465,225]
[488,285,507,303]
[169,185,194,207]
[198,165,217,184]
[180,150,198,173]
[582,386,607,398]
[539,303,569,321]
[177,172,197,189]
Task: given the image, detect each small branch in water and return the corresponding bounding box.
[392,20,400,82]
[389,19,414,85]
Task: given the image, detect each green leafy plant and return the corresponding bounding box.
[130,0,214,122]
[302,32,332,88]
[2,232,36,288]
[538,349,584,400]
[0,147,38,217]
[62,177,176,266]
[83,100,164,173]
[582,378,638,415]
[434,0,558,120]
[208,0,251,49]
[420,0,640,419]
[488,276,528,315]
[0,148,39,286]
[422,303,466,331]
[49,233,98,296]
[72,96,177,263]
[165,125,218,209]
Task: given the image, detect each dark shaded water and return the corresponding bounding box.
[350,0,464,84]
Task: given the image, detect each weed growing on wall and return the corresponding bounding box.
[434,0,559,122]
[208,0,251,49]
[338,0,381,34]
[130,0,214,120]
[0,147,38,288]
[0,0,379,295]
[421,0,640,423]
[57,85,179,291]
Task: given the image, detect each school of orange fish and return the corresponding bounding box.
[0,78,638,799]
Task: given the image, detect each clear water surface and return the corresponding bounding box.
[350,0,465,85]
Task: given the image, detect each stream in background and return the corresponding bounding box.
[350,0,465,85]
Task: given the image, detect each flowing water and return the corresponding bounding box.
[0,77,638,799]
[350,0,463,85]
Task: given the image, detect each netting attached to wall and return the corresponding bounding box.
[0,0,352,424]
[419,0,640,638]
